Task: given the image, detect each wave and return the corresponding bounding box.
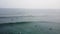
[0,21,57,26]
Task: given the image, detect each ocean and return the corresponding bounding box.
[0,9,60,34]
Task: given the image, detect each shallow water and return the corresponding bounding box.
[0,22,60,34]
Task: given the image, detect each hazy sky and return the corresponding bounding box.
[0,0,60,9]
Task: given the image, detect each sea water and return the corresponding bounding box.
[0,9,60,34]
[0,16,60,34]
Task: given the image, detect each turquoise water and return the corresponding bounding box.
[0,22,60,34]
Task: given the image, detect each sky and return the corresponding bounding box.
[0,0,60,9]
